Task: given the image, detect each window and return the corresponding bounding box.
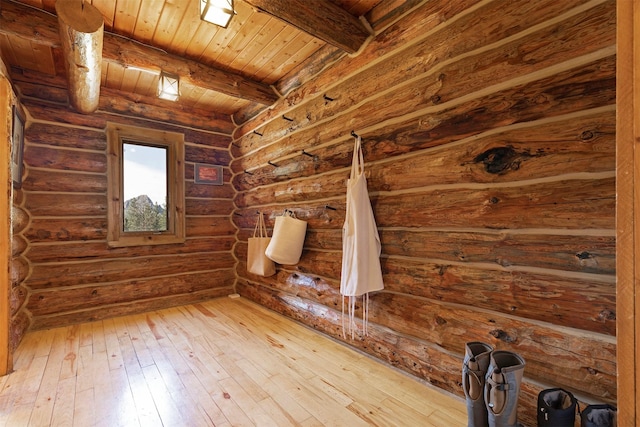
[107,123,185,247]
[123,142,168,232]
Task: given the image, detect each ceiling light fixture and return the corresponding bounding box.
[158,71,180,101]
[200,0,235,28]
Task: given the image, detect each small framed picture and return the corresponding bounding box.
[194,163,223,185]
[11,105,25,189]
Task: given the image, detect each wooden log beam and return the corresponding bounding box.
[12,72,236,133]
[27,270,236,316]
[233,177,616,231]
[29,286,233,330]
[233,242,615,335]
[230,51,616,180]
[55,0,104,114]
[108,35,278,105]
[25,237,235,262]
[237,224,616,276]
[0,0,278,105]
[14,69,237,132]
[243,0,371,54]
[99,86,235,134]
[26,252,235,289]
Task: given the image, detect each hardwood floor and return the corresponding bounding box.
[0,296,466,426]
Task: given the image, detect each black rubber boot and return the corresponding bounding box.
[581,404,617,427]
[537,388,577,427]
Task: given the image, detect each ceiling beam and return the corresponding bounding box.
[11,68,235,133]
[55,0,104,114]
[0,0,279,106]
[243,0,371,54]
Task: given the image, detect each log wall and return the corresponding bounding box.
[16,96,237,330]
[230,1,616,425]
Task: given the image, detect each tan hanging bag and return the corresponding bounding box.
[247,212,276,277]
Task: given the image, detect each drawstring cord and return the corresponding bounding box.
[341,294,371,339]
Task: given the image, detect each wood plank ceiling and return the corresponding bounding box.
[0,0,384,121]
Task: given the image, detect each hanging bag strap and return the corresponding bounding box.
[346,135,364,223]
[260,212,267,238]
[350,135,365,180]
[253,212,267,238]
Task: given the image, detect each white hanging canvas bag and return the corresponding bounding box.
[265,210,307,265]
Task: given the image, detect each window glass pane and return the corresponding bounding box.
[122,142,168,232]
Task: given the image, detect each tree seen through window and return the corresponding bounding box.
[122,142,168,233]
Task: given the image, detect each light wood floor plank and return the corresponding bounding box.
[270,372,371,427]
[234,358,312,424]
[78,322,93,349]
[49,376,75,427]
[124,314,155,369]
[90,320,107,355]
[255,396,301,427]
[102,318,124,372]
[138,331,199,425]
[27,355,59,427]
[73,386,95,427]
[2,403,33,427]
[116,316,163,427]
[59,325,80,381]
[141,363,186,427]
[0,296,466,426]
[427,401,468,427]
[151,315,229,425]
[91,350,122,427]
[0,339,45,414]
[107,366,140,426]
[75,344,94,394]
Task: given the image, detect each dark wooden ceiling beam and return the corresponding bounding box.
[0,0,278,105]
[243,0,371,54]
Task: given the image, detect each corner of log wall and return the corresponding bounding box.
[10,189,32,353]
[230,1,618,426]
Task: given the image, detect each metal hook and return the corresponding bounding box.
[323,94,334,101]
[244,170,254,175]
[253,130,263,136]
[282,115,293,121]
[268,160,278,167]
[325,205,337,211]
[351,130,359,138]
[301,150,314,157]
